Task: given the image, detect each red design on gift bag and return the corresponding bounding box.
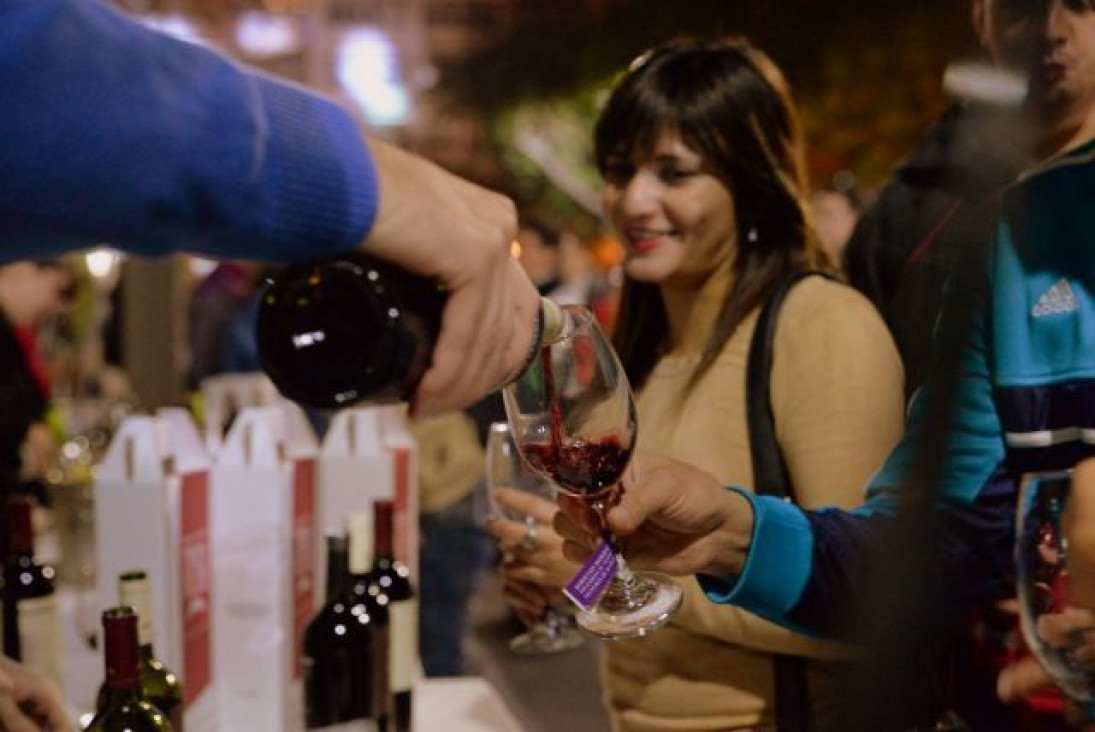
[180,472,211,705]
[291,459,316,679]
[390,449,411,569]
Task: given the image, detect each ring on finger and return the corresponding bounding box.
[522,520,538,552]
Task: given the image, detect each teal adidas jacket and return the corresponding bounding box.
[701,138,1095,637]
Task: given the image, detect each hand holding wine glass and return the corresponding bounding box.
[485,422,585,655]
[502,305,682,640]
[1015,469,1095,721]
[488,486,581,590]
[553,452,754,579]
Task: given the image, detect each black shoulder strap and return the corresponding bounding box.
[745,269,831,732]
[747,270,829,501]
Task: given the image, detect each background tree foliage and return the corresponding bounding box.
[437,0,977,223]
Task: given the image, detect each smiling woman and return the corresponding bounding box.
[497,36,907,731]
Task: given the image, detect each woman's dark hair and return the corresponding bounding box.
[595,36,826,392]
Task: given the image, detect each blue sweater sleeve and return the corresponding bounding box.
[700,268,1015,638]
[1,0,376,261]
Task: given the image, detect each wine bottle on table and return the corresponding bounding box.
[86,606,174,731]
[348,512,390,732]
[255,253,564,410]
[0,496,61,688]
[96,570,184,730]
[369,501,415,732]
[303,534,380,731]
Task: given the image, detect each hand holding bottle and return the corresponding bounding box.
[0,654,72,732]
[362,137,540,417]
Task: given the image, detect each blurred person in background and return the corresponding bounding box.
[491,36,904,731]
[553,229,614,313]
[0,259,76,505]
[0,259,76,730]
[187,260,257,389]
[557,1,1095,728]
[410,411,492,677]
[843,0,1035,397]
[515,218,563,297]
[810,176,863,269]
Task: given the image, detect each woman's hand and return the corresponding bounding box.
[0,655,72,731]
[485,487,577,591]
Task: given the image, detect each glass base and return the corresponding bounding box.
[576,571,682,641]
[508,623,587,655]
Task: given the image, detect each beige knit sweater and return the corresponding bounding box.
[604,276,905,731]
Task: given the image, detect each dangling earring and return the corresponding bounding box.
[746,226,759,243]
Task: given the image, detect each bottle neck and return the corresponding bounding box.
[325,536,350,605]
[100,683,144,707]
[347,512,374,576]
[372,501,395,561]
[118,572,155,648]
[101,609,142,693]
[7,498,34,558]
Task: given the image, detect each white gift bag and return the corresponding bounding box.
[200,372,279,455]
[95,411,215,730]
[211,406,315,732]
[317,406,419,593]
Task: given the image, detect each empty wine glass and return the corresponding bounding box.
[1015,469,1095,707]
[502,304,681,640]
[486,422,585,655]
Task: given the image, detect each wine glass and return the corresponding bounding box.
[486,422,586,655]
[1015,469,1095,707]
[502,304,682,640]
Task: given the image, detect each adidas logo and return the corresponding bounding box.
[1032,278,1079,318]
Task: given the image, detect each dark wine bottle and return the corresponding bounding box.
[255,253,564,410]
[256,254,445,410]
[96,571,184,731]
[303,535,380,730]
[348,512,390,732]
[0,496,60,687]
[368,501,414,732]
[86,606,174,731]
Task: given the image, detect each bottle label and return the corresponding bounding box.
[389,600,417,693]
[18,594,62,689]
[309,721,379,731]
[564,540,617,612]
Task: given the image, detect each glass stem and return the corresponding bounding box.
[592,500,636,587]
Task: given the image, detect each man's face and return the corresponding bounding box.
[983,0,1095,132]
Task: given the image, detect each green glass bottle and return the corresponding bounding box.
[86,606,174,731]
[96,570,185,730]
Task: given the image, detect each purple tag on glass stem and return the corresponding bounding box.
[564,540,618,612]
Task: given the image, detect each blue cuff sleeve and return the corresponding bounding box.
[248,74,377,262]
[698,488,814,625]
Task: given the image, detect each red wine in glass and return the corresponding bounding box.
[529,339,633,496]
[504,304,681,640]
[521,438,631,498]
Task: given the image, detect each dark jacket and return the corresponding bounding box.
[0,313,47,487]
[843,101,1034,395]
